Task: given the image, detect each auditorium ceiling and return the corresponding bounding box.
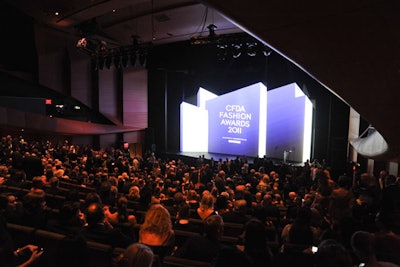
[5,0,400,162]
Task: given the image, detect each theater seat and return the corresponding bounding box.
[6,223,35,248]
[33,229,65,267]
[163,255,212,267]
[86,240,114,267]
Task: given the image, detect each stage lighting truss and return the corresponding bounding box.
[77,36,152,70]
[212,34,272,60]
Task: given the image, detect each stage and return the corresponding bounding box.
[163,151,303,166]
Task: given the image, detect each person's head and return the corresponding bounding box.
[203,215,224,238]
[385,174,397,187]
[32,176,44,189]
[85,192,102,206]
[116,196,128,210]
[294,206,312,224]
[337,175,352,189]
[85,202,104,226]
[59,201,82,224]
[177,203,190,220]
[129,186,140,199]
[173,192,184,206]
[243,219,267,250]
[233,199,247,215]
[6,193,18,210]
[314,239,353,267]
[215,195,229,211]
[23,189,46,213]
[262,193,273,206]
[199,193,214,210]
[49,176,59,188]
[140,204,172,236]
[351,230,376,263]
[118,243,154,267]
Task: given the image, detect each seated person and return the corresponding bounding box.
[139,204,175,259]
[173,203,201,233]
[21,189,50,229]
[83,202,134,248]
[117,243,154,267]
[314,239,353,267]
[192,193,216,220]
[104,196,136,225]
[236,219,273,266]
[221,199,249,224]
[0,213,43,267]
[351,230,399,267]
[46,201,85,235]
[174,215,225,263]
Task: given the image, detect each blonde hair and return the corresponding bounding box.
[200,192,214,210]
[140,204,172,236]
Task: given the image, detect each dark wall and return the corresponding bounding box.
[0,2,37,75]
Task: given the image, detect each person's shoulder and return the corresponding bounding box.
[377,261,400,267]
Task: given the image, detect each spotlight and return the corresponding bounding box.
[121,53,128,68]
[91,56,98,71]
[246,42,258,57]
[138,47,147,66]
[232,43,243,58]
[138,52,146,66]
[261,46,272,57]
[114,52,121,69]
[120,47,128,68]
[98,55,104,70]
[105,53,112,69]
[130,51,137,67]
[217,44,229,61]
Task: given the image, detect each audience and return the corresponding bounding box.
[0,134,399,266]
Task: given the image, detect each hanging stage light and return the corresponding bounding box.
[98,55,105,70]
[138,52,146,66]
[105,52,112,69]
[232,43,243,58]
[113,51,121,69]
[130,51,137,67]
[216,44,229,61]
[261,46,272,57]
[246,42,258,57]
[121,47,128,68]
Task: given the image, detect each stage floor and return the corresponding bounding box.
[165,151,303,166]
